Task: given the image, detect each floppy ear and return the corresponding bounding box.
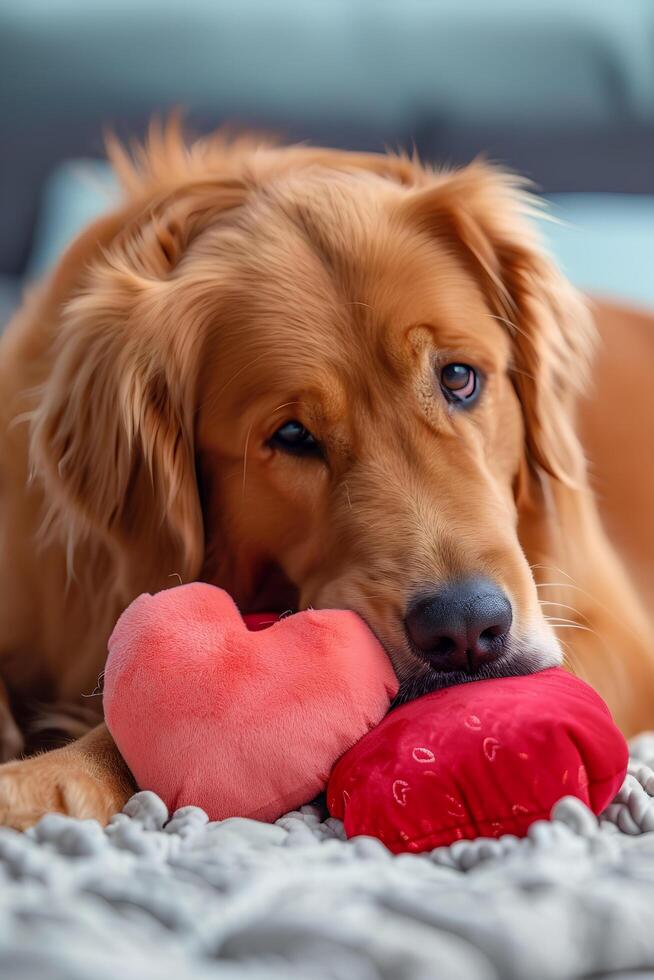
[399,161,595,490]
[399,163,654,731]
[30,179,245,595]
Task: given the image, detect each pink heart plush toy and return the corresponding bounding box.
[104,584,628,848]
[104,583,398,821]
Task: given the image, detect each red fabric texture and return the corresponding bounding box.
[103,584,398,822]
[328,667,628,853]
[242,612,282,632]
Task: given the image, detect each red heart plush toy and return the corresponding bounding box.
[104,585,628,848]
[327,668,628,852]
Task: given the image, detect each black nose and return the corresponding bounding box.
[405,578,513,672]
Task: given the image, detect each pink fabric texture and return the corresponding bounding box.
[104,584,398,821]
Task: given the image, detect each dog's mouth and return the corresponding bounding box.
[244,562,300,616]
[242,565,556,706]
[393,647,551,706]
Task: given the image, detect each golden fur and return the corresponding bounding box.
[0,124,652,828]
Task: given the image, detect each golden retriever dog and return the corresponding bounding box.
[0,124,653,829]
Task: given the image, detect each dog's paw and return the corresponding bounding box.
[0,750,129,831]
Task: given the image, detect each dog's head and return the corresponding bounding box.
[31,128,594,696]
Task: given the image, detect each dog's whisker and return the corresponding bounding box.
[542,611,581,623]
[485,312,519,332]
[544,616,580,628]
[536,577,645,643]
[538,599,589,621]
[82,669,105,699]
[530,562,580,584]
[509,367,538,384]
[538,599,582,610]
[535,581,592,595]
[272,401,302,416]
[213,352,269,400]
[488,312,541,353]
[556,637,576,668]
[549,624,595,634]
[544,618,597,636]
[241,422,254,498]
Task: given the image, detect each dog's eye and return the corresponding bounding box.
[440,363,480,406]
[269,420,322,457]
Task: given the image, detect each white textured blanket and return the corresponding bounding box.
[2,735,654,980]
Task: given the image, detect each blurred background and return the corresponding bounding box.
[2,0,654,328]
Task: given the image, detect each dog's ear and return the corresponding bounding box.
[30,179,245,595]
[399,161,595,491]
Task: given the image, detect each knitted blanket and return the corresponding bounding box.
[2,735,654,980]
